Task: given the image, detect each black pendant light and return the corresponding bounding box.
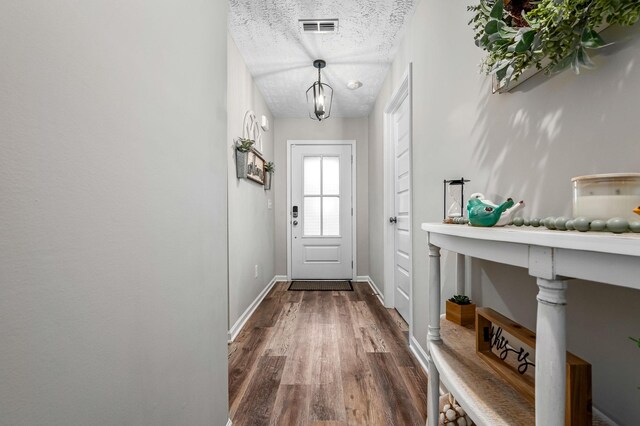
[306,59,333,121]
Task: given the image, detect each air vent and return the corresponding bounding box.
[299,19,339,34]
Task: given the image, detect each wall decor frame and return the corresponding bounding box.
[246,148,265,185]
[243,110,263,154]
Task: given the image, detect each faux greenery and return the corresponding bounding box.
[264,162,275,173]
[235,138,254,153]
[468,0,640,87]
[631,336,640,348]
[449,295,472,305]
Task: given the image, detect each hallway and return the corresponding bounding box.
[229,282,428,425]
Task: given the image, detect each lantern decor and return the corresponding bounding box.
[443,178,470,223]
[306,59,333,121]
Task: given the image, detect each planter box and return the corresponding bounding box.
[264,172,272,190]
[446,300,476,327]
[236,150,248,179]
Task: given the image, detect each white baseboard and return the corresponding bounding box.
[360,275,384,305]
[273,275,288,282]
[228,276,278,342]
[355,275,368,282]
[226,418,232,426]
[592,408,618,425]
[409,335,429,376]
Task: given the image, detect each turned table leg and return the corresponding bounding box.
[427,243,441,426]
[535,277,568,426]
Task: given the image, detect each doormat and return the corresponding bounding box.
[288,281,353,291]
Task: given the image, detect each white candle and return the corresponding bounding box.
[573,195,640,221]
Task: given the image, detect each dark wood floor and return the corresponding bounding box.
[228,282,429,426]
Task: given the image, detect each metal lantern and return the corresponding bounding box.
[443,178,470,222]
[306,59,333,121]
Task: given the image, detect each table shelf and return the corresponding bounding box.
[430,317,534,425]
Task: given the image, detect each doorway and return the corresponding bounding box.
[287,140,356,280]
[383,64,413,327]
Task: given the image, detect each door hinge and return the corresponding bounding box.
[351,155,353,164]
[351,207,353,216]
[351,261,353,269]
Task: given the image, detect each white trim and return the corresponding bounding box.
[355,275,369,282]
[358,275,384,306]
[409,335,430,376]
[273,274,288,282]
[383,63,414,336]
[286,140,357,281]
[227,275,279,342]
[226,419,233,426]
[592,408,618,425]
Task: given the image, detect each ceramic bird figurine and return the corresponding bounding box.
[634,206,640,216]
[467,197,515,227]
[469,193,525,227]
[496,200,525,227]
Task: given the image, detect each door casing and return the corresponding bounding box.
[286,140,357,281]
[383,64,413,334]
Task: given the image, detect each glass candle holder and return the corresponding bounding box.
[572,173,640,221]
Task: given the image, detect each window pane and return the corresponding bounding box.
[304,157,321,195]
[322,157,340,195]
[304,197,321,236]
[323,197,340,236]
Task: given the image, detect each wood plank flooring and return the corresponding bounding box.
[229,282,429,426]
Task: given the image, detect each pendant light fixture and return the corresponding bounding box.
[306,59,333,121]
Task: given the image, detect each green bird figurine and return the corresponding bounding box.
[467,197,515,227]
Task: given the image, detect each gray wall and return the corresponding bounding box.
[0,1,229,425]
[227,35,276,331]
[273,118,369,277]
[368,0,640,423]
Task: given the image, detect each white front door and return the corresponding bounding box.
[392,97,411,322]
[290,144,353,280]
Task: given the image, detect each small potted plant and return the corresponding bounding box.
[446,295,476,327]
[235,138,254,178]
[264,162,275,190]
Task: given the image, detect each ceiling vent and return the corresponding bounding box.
[299,19,339,34]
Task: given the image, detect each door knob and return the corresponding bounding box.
[293,220,298,226]
[389,216,397,224]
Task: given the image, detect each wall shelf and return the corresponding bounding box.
[421,223,639,425]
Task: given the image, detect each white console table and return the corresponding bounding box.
[422,223,640,426]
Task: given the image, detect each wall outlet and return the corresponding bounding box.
[254,264,259,278]
[267,199,272,209]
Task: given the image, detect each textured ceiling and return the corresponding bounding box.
[229,0,416,118]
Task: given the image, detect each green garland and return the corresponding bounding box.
[468,0,640,87]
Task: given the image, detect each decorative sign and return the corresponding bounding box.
[246,148,265,185]
[475,308,592,425]
[486,324,535,375]
[243,110,262,154]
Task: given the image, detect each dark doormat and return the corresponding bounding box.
[288,280,353,291]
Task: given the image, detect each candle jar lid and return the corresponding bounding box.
[571,173,640,184]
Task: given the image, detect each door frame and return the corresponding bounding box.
[286,140,357,281]
[383,63,413,331]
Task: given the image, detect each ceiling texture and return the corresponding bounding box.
[229,0,417,118]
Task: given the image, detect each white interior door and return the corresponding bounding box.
[290,144,353,280]
[392,98,411,321]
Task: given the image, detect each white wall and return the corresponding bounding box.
[0,2,229,425]
[369,1,640,423]
[273,118,369,277]
[227,35,276,331]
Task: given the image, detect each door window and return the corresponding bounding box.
[303,156,341,237]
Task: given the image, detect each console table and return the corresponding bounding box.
[422,223,640,426]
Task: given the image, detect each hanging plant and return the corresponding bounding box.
[468,0,640,87]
